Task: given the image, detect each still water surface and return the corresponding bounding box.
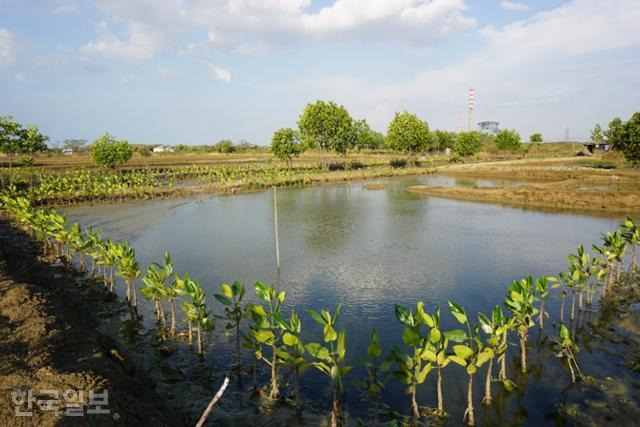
[65,175,624,425]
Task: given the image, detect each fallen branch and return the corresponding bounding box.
[195,376,230,427]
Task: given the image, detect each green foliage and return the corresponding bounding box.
[605,117,624,150]
[214,281,247,367]
[90,133,133,169]
[305,304,351,424]
[352,119,383,151]
[216,139,236,153]
[297,100,354,153]
[271,128,303,165]
[590,123,604,143]
[495,129,522,151]
[454,131,482,157]
[20,156,34,167]
[550,324,582,383]
[619,112,640,166]
[386,112,432,155]
[0,116,48,163]
[503,276,538,373]
[433,130,456,151]
[529,133,542,143]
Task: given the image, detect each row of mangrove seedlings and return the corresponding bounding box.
[0,193,638,426]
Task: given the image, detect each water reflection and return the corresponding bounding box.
[65,174,624,424]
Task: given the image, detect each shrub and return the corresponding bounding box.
[454,132,482,157]
[328,162,346,171]
[530,133,542,143]
[386,112,433,154]
[389,158,407,168]
[90,133,133,169]
[495,129,522,151]
[271,128,303,165]
[20,156,34,167]
[216,139,235,154]
[619,112,640,166]
[348,160,365,170]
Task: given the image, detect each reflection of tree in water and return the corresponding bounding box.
[277,186,362,253]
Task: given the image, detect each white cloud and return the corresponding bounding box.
[79,0,476,62]
[120,74,134,84]
[500,1,529,11]
[207,64,231,83]
[15,72,24,81]
[0,28,18,67]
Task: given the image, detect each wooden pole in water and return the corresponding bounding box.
[195,376,229,427]
[273,186,281,271]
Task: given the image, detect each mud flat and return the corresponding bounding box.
[407,182,640,216]
[0,220,177,426]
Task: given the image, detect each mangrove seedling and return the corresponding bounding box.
[276,310,310,412]
[355,329,390,425]
[140,252,173,331]
[535,276,551,329]
[249,281,286,401]
[180,274,213,355]
[305,304,351,427]
[447,301,493,426]
[424,307,454,416]
[620,217,639,272]
[550,324,582,383]
[214,281,247,370]
[477,305,516,404]
[504,277,538,374]
[115,241,141,308]
[390,301,434,423]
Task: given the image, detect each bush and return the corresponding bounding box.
[495,129,522,151]
[386,112,433,154]
[90,133,133,169]
[216,139,235,154]
[271,128,302,165]
[327,162,346,171]
[454,132,482,157]
[389,158,407,168]
[530,133,542,143]
[348,160,365,170]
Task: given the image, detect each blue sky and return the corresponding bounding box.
[1,0,639,145]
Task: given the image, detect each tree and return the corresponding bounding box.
[90,133,133,169]
[386,111,433,155]
[271,128,303,166]
[216,139,235,153]
[351,119,377,151]
[591,123,604,143]
[297,100,354,154]
[495,129,521,151]
[619,112,640,166]
[529,133,542,143]
[605,117,624,149]
[433,130,456,152]
[454,131,482,157]
[0,116,48,168]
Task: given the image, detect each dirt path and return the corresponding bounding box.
[0,220,179,426]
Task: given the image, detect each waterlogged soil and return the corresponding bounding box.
[0,220,177,426]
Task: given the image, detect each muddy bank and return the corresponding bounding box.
[0,220,179,426]
[407,184,640,216]
[555,274,640,425]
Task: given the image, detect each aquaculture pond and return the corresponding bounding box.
[64,174,628,425]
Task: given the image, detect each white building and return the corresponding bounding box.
[152,145,175,153]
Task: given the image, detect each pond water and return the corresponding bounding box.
[65,174,627,425]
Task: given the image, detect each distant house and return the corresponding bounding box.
[62,148,73,155]
[478,121,500,136]
[152,145,175,153]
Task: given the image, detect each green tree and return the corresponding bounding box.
[433,130,456,152]
[90,133,133,169]
[0,116,48,168]
[297,100,354,154]
[386,111,432,155]
[605,117,624,149]
[454,131,482,157]
[619,112,640,166]
[495,129,521,150]
[271,128,303,166]
[591,123,605,143]
[216,139,235,153]
[529,133,542,143]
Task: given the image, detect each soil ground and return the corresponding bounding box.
[0,220,181,426]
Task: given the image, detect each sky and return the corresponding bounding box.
[1,0,639,145]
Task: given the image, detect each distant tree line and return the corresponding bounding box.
[592,113,640,166]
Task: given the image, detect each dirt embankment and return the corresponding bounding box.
[408,157,640,215]
[0,220,178,426]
